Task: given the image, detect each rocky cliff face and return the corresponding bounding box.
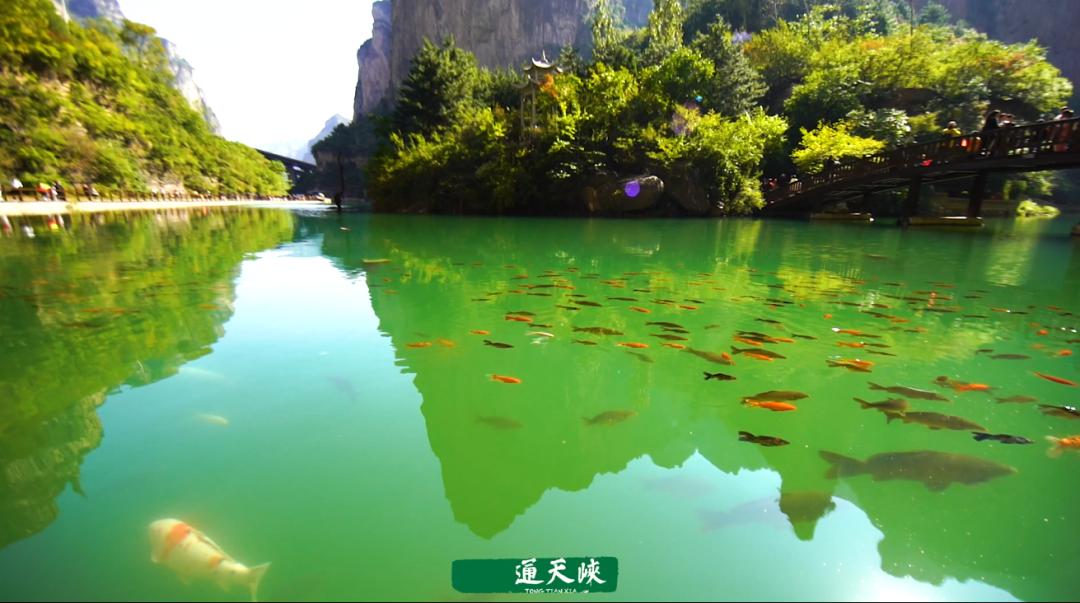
[916,0,1079,96]
[353,0,393,119]
[389,0,594,91]
[61,0,224,134]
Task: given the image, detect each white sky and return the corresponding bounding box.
[118,0,373,148]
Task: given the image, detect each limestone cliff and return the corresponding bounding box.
[389,0,595,91]
[916,0,1079,95]
[61,0,223,134]
[353,0,394,119]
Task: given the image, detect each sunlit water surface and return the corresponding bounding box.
[1,209,1079,602]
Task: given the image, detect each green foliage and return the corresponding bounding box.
[689,17,767,116]
[644,0,685,66]
[390,37,481,138]
[649,108,787,213]
[0,0,287,195]
[792,121,886,175]
[1016,199,1060,217]
[907,112,943,143]
[845,108,912,149]
[918,2,952,27]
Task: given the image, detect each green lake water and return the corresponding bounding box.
[1,209,1079,602]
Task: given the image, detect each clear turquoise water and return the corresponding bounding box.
[1,209,1079,602]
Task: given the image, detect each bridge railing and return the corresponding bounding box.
[766,117,1080,204]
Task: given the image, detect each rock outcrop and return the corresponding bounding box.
[583,175,664,213]
[915,0,1079,94]
[305,114,351,163]
[354,0,394,119]
[389,0,594,91]
[61,0,223,134]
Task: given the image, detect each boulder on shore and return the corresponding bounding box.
[659,163,711,215]
[583,176,664,213]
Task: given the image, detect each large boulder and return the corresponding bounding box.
[659,163,711,215]
[583,176,664,213]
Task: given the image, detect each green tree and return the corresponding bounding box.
[690,16,766,115]
[644,0,685,66]
[791,121,885,175]
[390,37,481,138]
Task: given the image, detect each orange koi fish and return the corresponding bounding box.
[492,375,522,384]
[1032,344,1046,350]
[661,343,687,349]
[679,305,698,310]
[1037,330,1049,336]
[890,318,910,323]
[381,278,391,282]
[744,401,797,412]
[438,339,455,347]
[406,342,432,348]
[469,330,490,335]
[1060,350,1074,357]
[772,338,796,343]
[618,342,649,349]
[508,290,525,294]
[834,329,862,335]
[823,314,833,319]
[505,316,534,323]
[838,342,866,349]
[745,353,774,362]
[629,306,651,313]
[1034,373,1078,387]
[733,336,763,347]
[955,383,991,394]
[722,352,734,363]
[1046,435,1080,458]
[1048,306,1064,311]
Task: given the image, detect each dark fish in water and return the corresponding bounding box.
[975,349,994,355]
[738,431,789,447]
[827,359,872,373]
[326,376,357,402]
[607,297,638,301]
[854,397,909,414]
[819,450,1016,492]
[742,390,809,402]
[528,293,553,297]
[633,289,652,293]
[533,323,553,328]
[990,354,1031,360]
[973,433,1033,445]
[685,299,705,304]
[884,282,903,286]
[867,350,897,357]
[61,321,104,328]
[476,415,524,430]
[566,294,588,298]
[756,318,782,324]
[864,343,891,348]
[705,325,723,330]
[471,298,490,302]
[868,382,950,402]
[964,315,989,319]
[572,340,598,346]
[791,334,817,340]
[885,411,986,432]
[554,304,579,310]
[994,395,1038,404]
[731,347,786,360]
[626,351,654,363]
[531,284,556,289]
[572,327,623,336]
[646,322,684,329]
[506,311,536,316]
[684,348,734,365]
[583,410,638,426]
[1038,404,1080,419]
[662,328,691,334]
[703,372,736,381]
[965,295,983,299]
[575,300,602,307]
[483,340,514,349]
[650,333,688,341]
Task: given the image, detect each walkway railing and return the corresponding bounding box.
[766,118,1080,204]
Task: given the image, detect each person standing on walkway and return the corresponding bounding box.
[980,110,1001,156]
[1054,107,1071,121]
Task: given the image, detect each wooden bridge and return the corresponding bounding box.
[763,118,1080,221]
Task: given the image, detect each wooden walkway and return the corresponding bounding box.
[763,118,1080,218]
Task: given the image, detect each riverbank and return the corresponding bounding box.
[0,199,328,217]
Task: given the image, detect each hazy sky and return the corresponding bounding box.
[118,0,374,148]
